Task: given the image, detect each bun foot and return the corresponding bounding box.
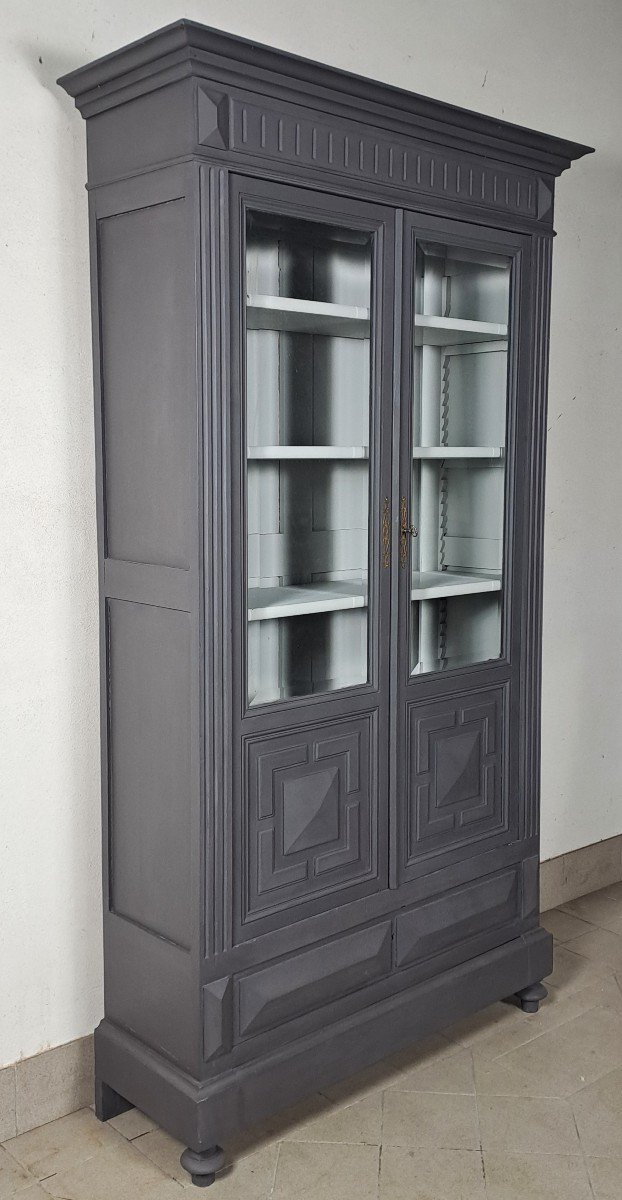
[515,981,548,1013]
[180,1146,225,1188]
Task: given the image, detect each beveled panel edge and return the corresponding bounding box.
[57,21,592,176]
[235,920,392,1039]
[394,864,520,967]
[104,558,192,611]
[202,977,233,1061]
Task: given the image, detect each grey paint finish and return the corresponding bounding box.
[237,921,392,1038]
[58,21,591,174]
[99,195,194,568]
[57,19,590,1181]
[394,866,520,966]
[107,599,192,949]
[95,926,552,1151]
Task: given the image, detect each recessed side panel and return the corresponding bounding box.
[98,197,195,568]
[107,598,192,949]
[402,686,511,879]
[240,713,380,932]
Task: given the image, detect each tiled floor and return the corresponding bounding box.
[3,881,622,1199]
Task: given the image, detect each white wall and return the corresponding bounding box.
[1,0,621,1068]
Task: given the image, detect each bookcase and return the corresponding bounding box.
[59,22,592,1186]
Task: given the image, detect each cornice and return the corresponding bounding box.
[58,20,593,177]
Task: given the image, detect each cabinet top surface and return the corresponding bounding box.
[58,19,592,175]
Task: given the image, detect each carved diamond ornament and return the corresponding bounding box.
[242,715,377,925]
[406,689,507,868]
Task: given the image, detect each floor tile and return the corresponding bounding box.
[0,1070,16,1143]
[108,1108,158,1140]
[546,944,615,994]
[541,908,596,943]
[212,1145,279,1199]
[599,881,622,902]
[572,1066,622,1157]
[453,973,612,1066]
[560,888,622,933]
[2,1109,125,1181]
[131,1129,185,1184]
[488,1005,622,1097]
[282,1093,382,1145]
[382,1046,475,1095]
[482,1151,592,1199]
[547,973,622,1015]
[15,1040,93,1136]
[379,1146,486,1200]
[0,1144,36,1198]
[272,1141,379,1200]
[382,1090,479,1150]
[564,927,622,972]
[587,1156,622,1200]
[473,1054,563,1098]
[478,1094,580,1154]
[38,1139,183,1199]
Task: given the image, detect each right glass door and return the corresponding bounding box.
[395,213,528,889]
[409,239,510,674]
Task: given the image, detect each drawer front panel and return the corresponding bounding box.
[237,921,392,1039]
[395,866,520,968]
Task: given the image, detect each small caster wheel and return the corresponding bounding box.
[180,1146,225,1188]
[515,982,547,1014]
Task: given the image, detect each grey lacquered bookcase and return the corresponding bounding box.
[58,23,592,1187]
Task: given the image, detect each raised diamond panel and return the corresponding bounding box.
[405,687,508,873]
[241,714,378,927]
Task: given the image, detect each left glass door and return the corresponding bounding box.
[229,179,393,938]
[239,193,387,708]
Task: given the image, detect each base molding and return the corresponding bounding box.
[540,834,622,911]
[6,837,622,1141]
[94,927,552,1151]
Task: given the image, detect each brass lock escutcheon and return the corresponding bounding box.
[382,497,390,568]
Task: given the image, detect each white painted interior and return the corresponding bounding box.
[1,0,620,1067]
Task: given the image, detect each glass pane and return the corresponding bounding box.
[245,209,373,706]
[410,241,510,675]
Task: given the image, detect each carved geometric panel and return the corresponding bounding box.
[242,714,377,926]
[405,688,507,871]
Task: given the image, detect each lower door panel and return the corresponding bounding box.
[399,682,516,883]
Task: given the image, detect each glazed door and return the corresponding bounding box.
[229,177,395,942]
[393,213,531,887]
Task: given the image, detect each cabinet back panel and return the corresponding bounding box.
[107,599,192,949]
[98,198,195,568]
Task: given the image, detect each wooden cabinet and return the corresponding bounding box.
[59,21,592,1186]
